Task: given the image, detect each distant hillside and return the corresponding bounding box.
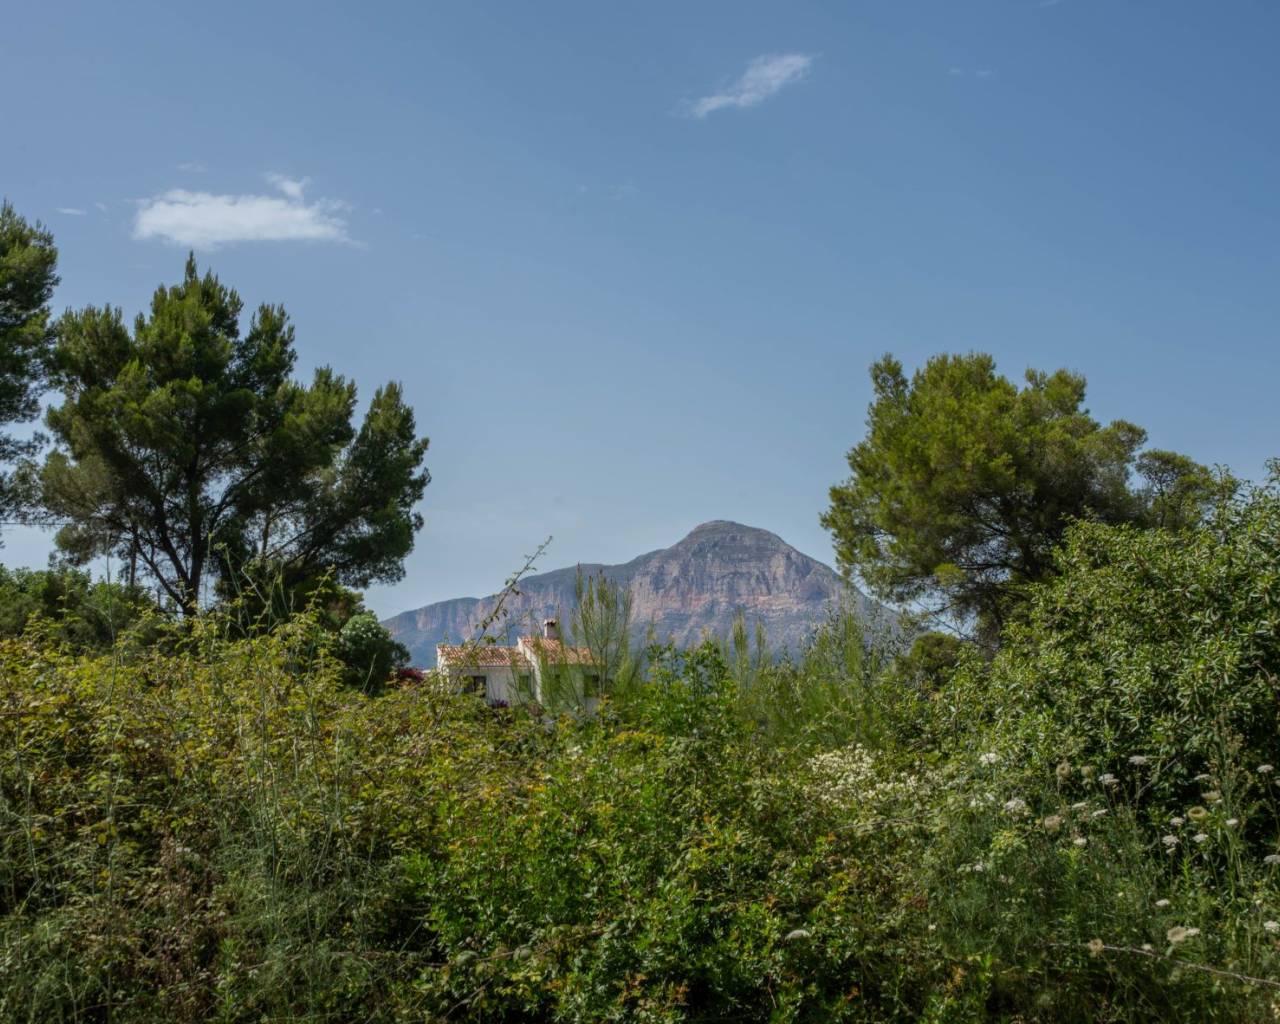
[382,520,887,667]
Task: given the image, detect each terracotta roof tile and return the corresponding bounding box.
[518,637,599,665]
[436,644,530,668]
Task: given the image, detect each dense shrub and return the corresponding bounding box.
[337,610,408,691]
[941,479,1280,822]
[3,488,1280,1022]
[0,565,158,651]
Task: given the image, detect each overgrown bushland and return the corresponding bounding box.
[4,484,1280,1021]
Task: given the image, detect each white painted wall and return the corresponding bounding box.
[436,659,533,705]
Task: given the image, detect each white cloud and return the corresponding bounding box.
[133,178,351,249]
[57,207,87,216]
[688,53,813,118]
[265,173,310,201]
[178,161,207,173]
[95,202,109,214]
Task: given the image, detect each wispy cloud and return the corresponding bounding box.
[177,161,207,173]
[57,207,87,216]
[687,53,813,118]
[264,173,310,201]
[94,202,109,214]
[949,67,998,79]
[133,175,351,248]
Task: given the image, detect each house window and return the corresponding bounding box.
[467,675,487,696]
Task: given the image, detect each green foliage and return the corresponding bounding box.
[729,604,909,752]
[0,564,157,651]
[822,353,1220,641]
[39,254,430,613]
[885,630,964,695]
[4,486,1280,1021]
[337,610,407,692]
[0,200,58,524]
[941,473,1280,819]
[571,568,641,693]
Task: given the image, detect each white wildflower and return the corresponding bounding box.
[1258,764,1274,774]
[1264,854,1280,866]
[979,752,1000,766]
[1071,801,1089,812]
[1141,943,1154,952]
[1087,937,1105,957]
[1194,773,1213,783]
[784,928,811,943]
[805,745,927,812]
[1155,899,1171,908]
[1161,835,1179,848]
[1042,814,1064,833]
[1073,836,1088,848]
[1128,755,1149,766]
[1055,761,1072,781]
[1003,797,1029,816]
[1226,818,1239,828]
[1264,921,1279,934]
[1099,772,1119,787]
[1170,816,1185,827]
[1091,809,1108,819]
[1166,926,1200,944]
[1193,832,1209,844]
[1202,789,1223,804]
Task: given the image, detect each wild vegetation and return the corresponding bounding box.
[5,481,1280,1021]
[2,203,1278,1020]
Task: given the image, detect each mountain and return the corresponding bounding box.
[382,520,887,667]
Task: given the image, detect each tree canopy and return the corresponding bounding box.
[0,201,58,526]
[821,352,1218,640]
[39,255,429,613]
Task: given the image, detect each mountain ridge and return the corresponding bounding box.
[382,521,885,667]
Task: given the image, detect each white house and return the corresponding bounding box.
[436,620,603,709]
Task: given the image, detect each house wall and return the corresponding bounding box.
[517,644,602,711]
[437,663,529,705]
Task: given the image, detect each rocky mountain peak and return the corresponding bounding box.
[382,522,881,667]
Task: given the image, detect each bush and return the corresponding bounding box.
[337,610,407,691]
[941,478,1280,824]
[3,494,1280,1022]
[0,565,158,651]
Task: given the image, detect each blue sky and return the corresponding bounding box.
[4,0,1278,616]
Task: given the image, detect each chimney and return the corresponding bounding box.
[542,618,559,640]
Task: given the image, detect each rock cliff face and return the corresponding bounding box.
[383,521,885,667]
